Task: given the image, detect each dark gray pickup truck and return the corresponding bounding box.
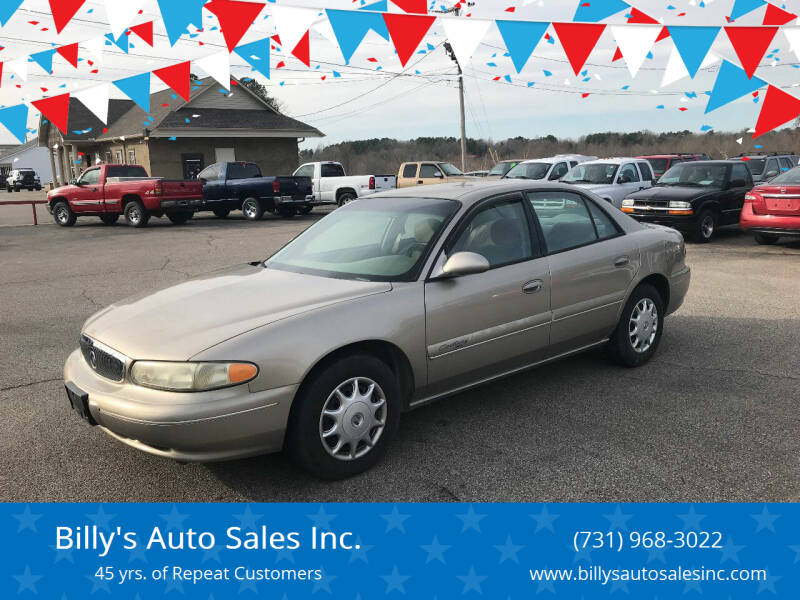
[196,161,313,220]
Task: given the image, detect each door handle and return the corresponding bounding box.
[91,188,99,192]
[417,180,424,184]
[638,186,646,190]
[522,279,543,294]
[614,256,630,267]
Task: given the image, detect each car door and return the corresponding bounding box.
[418,163,445,185]
[527,190,638,356]
[71,168,103,213]
[398,163,418,188]
[721,163,751,225]
[199,164,225,202]
[548,161,569,181]
[423,193,551,396]
[319,163,345,202]
[636,161,655,189]
[294,164,317,200]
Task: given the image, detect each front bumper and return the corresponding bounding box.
[667,265,691,315]
[64,349,297,462]
[627,211,697,232]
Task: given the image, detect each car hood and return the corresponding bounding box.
[569,183,616,194]
[628,185,720,201]
[83,264,392,360]
[48,184,76,197]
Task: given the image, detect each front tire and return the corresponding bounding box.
[52,201,76,227]
[278,205,296,219]
[690,209,716,243]
[213,207,230,218]
[124,200,150,228]
[167,211,193,225]
[242,197,263,221]
[286,354,401,480]
[754,232,779,245]
[608,283,664,368]
[99,214,119,225]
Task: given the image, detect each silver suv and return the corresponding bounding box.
[732,152,799,184]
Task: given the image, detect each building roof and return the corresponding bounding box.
[41,77,322,144]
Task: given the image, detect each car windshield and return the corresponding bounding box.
[658,163,728,187]
[765,166,800,185]
[743,158,766,173]
[266,198,458,282]
[505,162,551,180]
[562,163,619,184]
[438,163,463,176]
[488,161,516,176]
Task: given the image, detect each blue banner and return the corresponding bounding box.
[3,503,796,598]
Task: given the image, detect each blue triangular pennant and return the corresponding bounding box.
[358,1,389,39]
[113,73,151,112]
[496,20,549,74]
[730,0,766,21]
[359,0,388,11]
[0,0,24,26]
[326,9,389,63]
[156,0,208,46]
[705,60,767,113]
[0,104,29,143]
[668,26,720,79]
[30,49,56,74]
[234,38,270,80]
[105,32,129,54]
[573,0,630,22]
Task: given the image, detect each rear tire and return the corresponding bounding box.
[299,205,313,215]
[124,200,150,228]
[242,197,263,221]
[286,354,401,480]
[167,211,193,225]
[608,283,664,368]
[99,214,119,225]
[690,209,716,243]
[278,205,296,219]
[213,208,230,218]
[337,192,356,207]
[754,232,779,245]
[52,201,76,227]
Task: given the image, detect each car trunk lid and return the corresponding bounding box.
[753,185,800,216]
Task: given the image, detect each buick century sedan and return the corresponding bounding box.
[64,181,690,479]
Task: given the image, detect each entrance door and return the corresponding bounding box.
[182,154,204,180]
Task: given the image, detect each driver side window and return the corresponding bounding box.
[618,163,640,183]
[419,164,442,178]
[80,169,100,185]
[450,198,533,268]
[550,162,568,180]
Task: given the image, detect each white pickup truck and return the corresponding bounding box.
[293,161,397,206]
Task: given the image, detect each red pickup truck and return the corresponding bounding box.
[47,164,204,228]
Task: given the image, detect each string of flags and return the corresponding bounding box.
[0,0,799,144]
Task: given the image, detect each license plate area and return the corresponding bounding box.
[766,198,800,214]
[65,382,96,425]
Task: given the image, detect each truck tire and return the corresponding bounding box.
[299,205,313,215]
[14,187,20,192]
[337,191,356,206]
[124,200,150,228]
[690,209,716,243]
[213,208,230,218]
[99,214,119,225]
[52,201,77,227]
[5,186,11,193]
[278,205,296,219]
[167,211,193,225]
[242,197,263,221]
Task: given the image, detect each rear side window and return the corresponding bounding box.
[321,163,345,178]
[637,161,654,182]
[765,159,779,176]
[227,163,261,180]
[106,165,148,178]
[402,164,417,178]
[586,200,619,240]
[527,191,601,254]
[779,157,793,172]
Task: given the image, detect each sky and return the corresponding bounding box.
[1,0,799,153]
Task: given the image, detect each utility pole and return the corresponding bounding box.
[438,3,473,172]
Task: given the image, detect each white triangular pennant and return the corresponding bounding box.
[272,6,318,53]
[611,25,660,78]
[195,50,231,90]
[74,84,110,124]
[661,44,720,87]
[441,18,492,69]
[83,36,105,66]
[784,27,800,61]
[7,56,28,81]
[104,0,146,39]
[314,19,338,48]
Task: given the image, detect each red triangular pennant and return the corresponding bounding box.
[130,21,154,47]
[205,0,266,52]
[291,30,310,67]
[56,43,79,68]
[153,61,192,102]
[49,0,87,34]
[656,26,670,42]
[627,8,659,24]
[725,26,778,79]
[383,13,436,67]
[612,47,623,62]
[754,85,800,138]
[392,0,428,14]
[271,34,282,47]
[552,23,606,76]
[763,4,797,26]
[0,63,3,89]
[32,93,71,134]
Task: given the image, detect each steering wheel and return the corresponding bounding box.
[404,242,426,257]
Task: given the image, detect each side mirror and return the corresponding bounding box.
[433,171,444,178]
[765,171,778,179]
[70,178,78,185]
[438,252,490,279]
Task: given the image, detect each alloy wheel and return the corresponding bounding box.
[701,215,714,239]
[56,206,69,224]
[243,200,258,219]
[628,298,658,353]
[319,377,386,461]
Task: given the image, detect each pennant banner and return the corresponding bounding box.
[496,20,549,74]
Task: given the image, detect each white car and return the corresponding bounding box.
[294,161,396,207]
[503,155,597,183]
[561,158,655,208]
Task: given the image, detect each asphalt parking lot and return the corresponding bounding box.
[1,206,799,502]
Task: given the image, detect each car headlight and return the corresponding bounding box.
[130,361,258,392]
[621,199,635,207]
[668,201,691,209]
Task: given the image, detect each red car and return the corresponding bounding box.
[638,154,708,179]
[740,166,800,244]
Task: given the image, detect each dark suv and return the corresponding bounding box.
[620,160,753,242]
[5,168,41,192]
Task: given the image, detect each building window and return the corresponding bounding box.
[115,151,122,164]
[105,152,112,164]
[128,150,136,164]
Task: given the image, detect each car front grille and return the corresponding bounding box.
[80,335,126,381]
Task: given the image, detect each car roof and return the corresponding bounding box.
[582,157,642,165]
[368,180,583,205]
